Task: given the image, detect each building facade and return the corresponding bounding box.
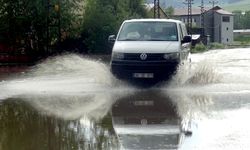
[205,6,234,44]
[174,6,234,44]
[174,8,203,28]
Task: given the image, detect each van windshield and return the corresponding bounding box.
[118,22,178,41]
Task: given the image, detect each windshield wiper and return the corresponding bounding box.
[147,38,167,41]
[118,38,140,41]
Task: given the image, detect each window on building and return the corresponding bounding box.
[227,27,229,31]
[227,38,229,42]
[223,16,230,22]
[194,18,196,23]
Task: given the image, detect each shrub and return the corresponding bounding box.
[235,35,250,43]
[209,42,225,49]
[191,43,207,53]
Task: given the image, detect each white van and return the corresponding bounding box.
[109,19,191,81]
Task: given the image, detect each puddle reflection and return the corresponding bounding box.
[0,99,119,150]
[0,90,197,150]
[23,93,114,120]
[112,90,190,150]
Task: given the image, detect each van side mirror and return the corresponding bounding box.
[182,35,192,44]
[108,35,116,43]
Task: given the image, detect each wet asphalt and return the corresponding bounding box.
[1,48,250,150]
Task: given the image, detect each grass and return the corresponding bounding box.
[233,36,250,47]
[209,42,225,50]
[234,36,250,43]
[191,42,227,53]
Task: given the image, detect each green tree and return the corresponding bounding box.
[165,6,174,18]
[233,10,243,29]
[82,0,148,53]
[0,0,84,52]
[242,11,250,29]
[232,10,250,30]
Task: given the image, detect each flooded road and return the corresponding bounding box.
[1,48,250,150]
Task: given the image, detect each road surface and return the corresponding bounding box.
[0,48,250,150]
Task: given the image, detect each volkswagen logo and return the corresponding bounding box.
[140,53,147,60]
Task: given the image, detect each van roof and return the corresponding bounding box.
[124,19,183,24]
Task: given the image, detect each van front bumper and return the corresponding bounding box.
[111,60,179,81]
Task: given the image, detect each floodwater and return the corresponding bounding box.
[1,48,250,150]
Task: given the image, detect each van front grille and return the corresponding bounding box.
[124,53,165,61]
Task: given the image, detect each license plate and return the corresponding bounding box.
[133,73,154,78]
[133,101,154,106]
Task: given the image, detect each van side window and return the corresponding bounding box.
[181,24,188,36]
[179,24,184,40]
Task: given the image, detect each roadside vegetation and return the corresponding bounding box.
[209,43,225,50]
[191,43,207,53]
[191,40,250,53]
[233,10,250,30]
[0,0,250,56]
[0,0,147,55]
[191,42,227,53]
[234,36,250,46]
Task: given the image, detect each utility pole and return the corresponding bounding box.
[209,0,218,42]
[200,0,205,39]
[154,0,160,18]
[184,0,194,35]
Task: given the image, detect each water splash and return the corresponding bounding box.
[0,54,134,120]
[2,54,115,94]
[2,48,250,120]
[163,48,250,122]
[30,54,113,84]
[166,48,250,95]
[169,60,221,87]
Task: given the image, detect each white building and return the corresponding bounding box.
[205,6,234,44]
[173,6,234,44]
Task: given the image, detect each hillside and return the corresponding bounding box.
[145,0,249,11]
[224,0,250,11]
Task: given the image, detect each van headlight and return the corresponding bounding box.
[112,52,125,60]
[163,53,180,60]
